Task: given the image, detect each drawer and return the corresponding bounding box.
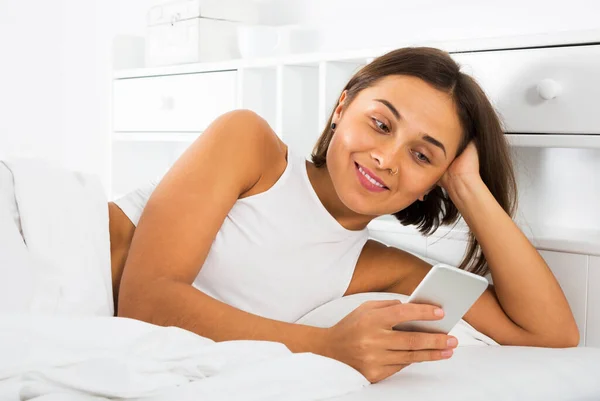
[539,250,588,346]
[113,71,237,132]
[452,45,600,134]
[587,256,600,347]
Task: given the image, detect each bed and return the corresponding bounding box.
[1,158,600,401]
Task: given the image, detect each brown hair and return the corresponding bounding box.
[311,47,517,276]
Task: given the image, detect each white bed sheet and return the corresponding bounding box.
[322,345,600,401]
[294,292,600,401]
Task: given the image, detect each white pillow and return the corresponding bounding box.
[0,162,22,235]
[294,249,434,329]
[0,162,35,313]
[295,292,499,347]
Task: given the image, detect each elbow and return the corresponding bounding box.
[540,324,580,348]
[503,323,580,348]
[560,325,580,348]
[554,316,581,348]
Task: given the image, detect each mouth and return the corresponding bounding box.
[354,162,389,192]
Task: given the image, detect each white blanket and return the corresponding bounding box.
[0,159,369,400]
[0,314,368,401]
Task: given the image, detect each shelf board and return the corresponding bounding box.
[113,28,600,79]
[368,216,600,256]
[113,132,199,143]
[506,134,600,149]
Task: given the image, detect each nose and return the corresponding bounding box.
[370,144,400,174]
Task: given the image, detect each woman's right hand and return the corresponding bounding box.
[320,299,458,384]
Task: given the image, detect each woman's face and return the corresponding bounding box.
[326,75,463,217]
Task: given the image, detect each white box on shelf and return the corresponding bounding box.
[146,18,239,66]
[147,0,259,25]
[146,0,256,66]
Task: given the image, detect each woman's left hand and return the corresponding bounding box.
[439,141,480,192]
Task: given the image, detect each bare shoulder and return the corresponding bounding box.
[225,110,289,198]
[344,239,431,296]
[222,109,284,152]
[192,109,287,196]
[210,108,284,165]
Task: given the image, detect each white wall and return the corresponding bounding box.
[0,0,114,191]
[112,0,600,58]
[259,0,600,52]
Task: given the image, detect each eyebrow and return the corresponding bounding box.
[374,98,447,159]
[374,99,400,120]
[423,135,447,158]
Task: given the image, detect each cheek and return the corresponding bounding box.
[329,124,373,157]
[397,163,444,195]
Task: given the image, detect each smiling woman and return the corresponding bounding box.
[312,49,516,276]
[112,47,578,385]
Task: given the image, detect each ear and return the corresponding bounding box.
[332,90,348,123]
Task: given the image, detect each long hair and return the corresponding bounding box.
[311,47,517,276]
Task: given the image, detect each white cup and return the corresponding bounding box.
[237,24,321,59]
[277,25,320,55]
[237,25,282,58]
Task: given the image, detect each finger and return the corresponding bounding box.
[359,299,402,311]
[380,348,454,365]
[374,302,444,328]
[382,330,458,351]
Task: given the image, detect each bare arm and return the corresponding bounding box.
[445,174,579,347]
[356,236,577,348]
[117,110,327,354]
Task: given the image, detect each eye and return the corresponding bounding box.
[413,151,431,164]
[371,118,390,133]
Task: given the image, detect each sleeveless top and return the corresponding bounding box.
[113,148,369,323]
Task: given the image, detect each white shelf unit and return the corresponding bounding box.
[113,28,600,80]
[111,31,600,258]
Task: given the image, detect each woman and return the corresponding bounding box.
[108,47,578,384]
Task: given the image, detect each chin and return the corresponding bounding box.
[338,189,387,217]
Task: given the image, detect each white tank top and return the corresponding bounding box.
[114,148,369,322]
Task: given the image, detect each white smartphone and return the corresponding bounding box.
[392,263,489,334]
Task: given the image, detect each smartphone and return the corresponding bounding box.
[392,263,489,334]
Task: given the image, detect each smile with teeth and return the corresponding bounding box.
[358,165,386,188]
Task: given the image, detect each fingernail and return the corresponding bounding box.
[441,349,453,358]
[434,308,444,317]
[447,337,458,347]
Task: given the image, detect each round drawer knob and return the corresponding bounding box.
[537,79,562,100]
[159,96,175,110]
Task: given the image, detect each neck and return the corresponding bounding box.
[305,160,376,231]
